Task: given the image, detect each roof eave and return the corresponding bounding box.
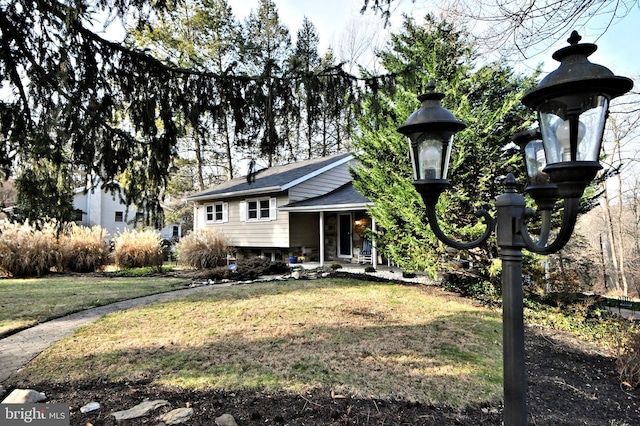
[279,202,373,212]
[185,186,283,202]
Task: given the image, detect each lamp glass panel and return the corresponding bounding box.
[538,94,609,164]
[409,131,454,180]
[576,96,608,162]
[524,140,551,185]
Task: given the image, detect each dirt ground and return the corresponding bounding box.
[9,326,639,425]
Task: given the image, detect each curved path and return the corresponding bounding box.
[0,283,232,384]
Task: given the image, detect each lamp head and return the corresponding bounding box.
[398,82,466,205]
[512,128,558,210]
[521,31,633,198]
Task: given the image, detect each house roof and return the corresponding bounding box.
[279,182,371,212]
[185,152,354,201]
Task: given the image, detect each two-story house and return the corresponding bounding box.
[185,153,377,267]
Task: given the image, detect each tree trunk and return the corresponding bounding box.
[601,187,622,292]
[194,131,205,190]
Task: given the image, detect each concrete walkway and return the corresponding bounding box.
[0,283,231,384]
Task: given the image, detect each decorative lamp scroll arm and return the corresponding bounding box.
[425,204,494,250]
[520,198,580,255]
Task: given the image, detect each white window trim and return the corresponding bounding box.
[241,197,276,222]
[205,202,228,223]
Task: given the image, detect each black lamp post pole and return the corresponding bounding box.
[496,175,528,425]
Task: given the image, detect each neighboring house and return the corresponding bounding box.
[73,183,181,242]
[185,153,378,267]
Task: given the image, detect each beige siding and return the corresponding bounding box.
[194,194,290,248]
[288,161,353,202]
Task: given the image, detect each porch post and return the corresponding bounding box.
[319,211,325,267]
[371,216,377,269]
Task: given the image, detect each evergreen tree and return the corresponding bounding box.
[290,17,322,160]
[239,0,293,166]
[0,0,386,225]
[129,0,241,185]
[352,15,538,278]
[12,159,76,229]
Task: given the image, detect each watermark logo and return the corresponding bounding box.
[1,404,69,425]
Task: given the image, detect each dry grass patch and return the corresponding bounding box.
[14,279,503,407]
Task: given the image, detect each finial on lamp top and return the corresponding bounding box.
[417,81,445,103]
[425,80,437,93]
[567,30,582,45]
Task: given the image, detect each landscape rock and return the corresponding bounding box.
[1,389,46,403]
[215,413,238,426]
[111,399,169,420]
[80,401,101,413]
[158,407,194,424]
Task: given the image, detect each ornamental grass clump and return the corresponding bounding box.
[112,229,163,269]
[0,221,59,277]
[616,329,640,389]
[175,228,231,269]
[59,224,109,273]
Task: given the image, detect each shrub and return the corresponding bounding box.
[109,265,174,277]
[58,224,109,273]
[617,330,640,389]
[175,228,231,269]
[195,257,290,281]
[441,272,501,305]
[112,229,163,269]
[0,221,59,277]
[364,266,376,273]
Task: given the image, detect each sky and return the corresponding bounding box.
[227,0,640,79]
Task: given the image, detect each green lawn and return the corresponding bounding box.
[0,275,187,336]
[11,279,504,407]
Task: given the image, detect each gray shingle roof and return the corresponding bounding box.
[185,153,353,201]
[280,182,371,211]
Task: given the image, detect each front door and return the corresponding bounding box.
[338,213,352,258]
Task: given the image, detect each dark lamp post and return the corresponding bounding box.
[398,32,633,426]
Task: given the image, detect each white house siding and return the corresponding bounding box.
[195,193,290,248]
[73,189,135,239]
[287,161,353,202]
[101,192,136,238]
[74,188,179,242]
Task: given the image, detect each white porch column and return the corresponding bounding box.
[319,212,325,267]
[372,216,377,269]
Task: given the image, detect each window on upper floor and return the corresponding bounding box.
[115,211,124,222]
[205,202,228,223]
[241,197,276,222]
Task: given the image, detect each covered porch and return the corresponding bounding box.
[280,183,378,268]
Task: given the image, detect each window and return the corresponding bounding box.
[72,209,84,222]
[242,197,276,222]
[115,211,124,222]
[205,202,228,223]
